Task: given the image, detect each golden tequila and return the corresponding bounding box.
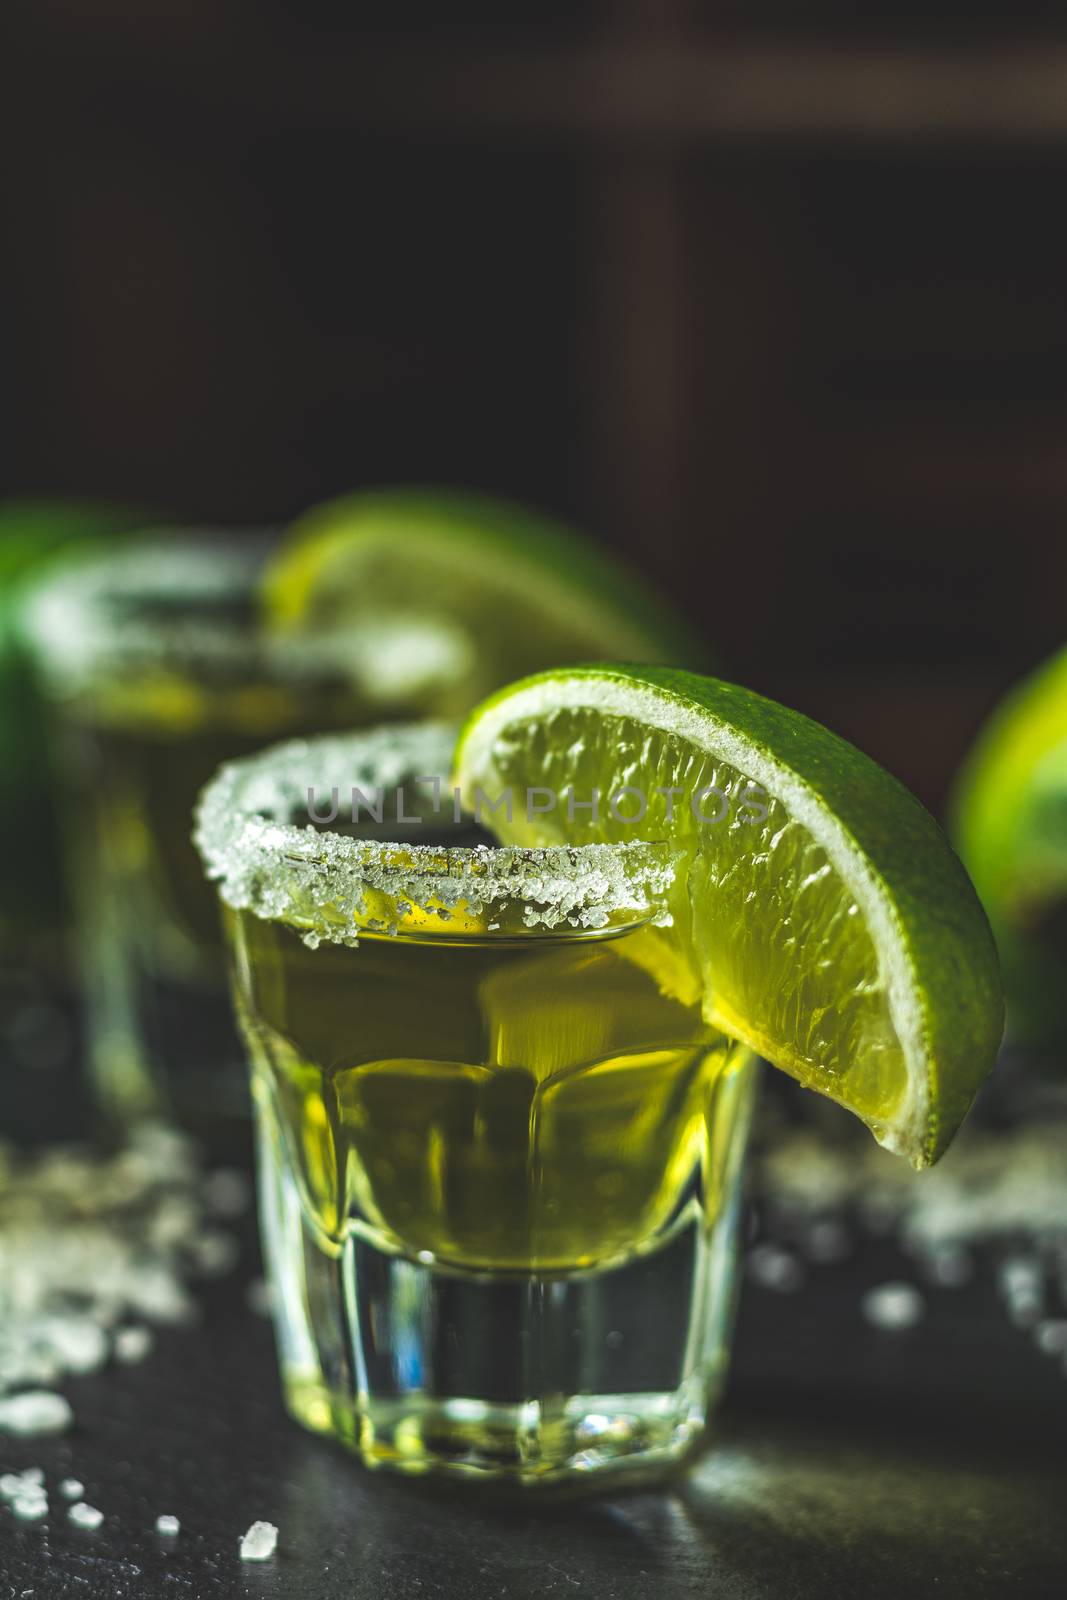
[24,538,465,1140]
[197,724,758,1484]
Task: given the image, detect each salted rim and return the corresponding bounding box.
[19,533,473,701]
[193,721,678,946]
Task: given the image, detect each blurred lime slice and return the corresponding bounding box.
[262,488,700,708]
[455,665,1003,1167]
[952,646,1067,1045]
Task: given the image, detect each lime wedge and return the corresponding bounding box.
[952,646,1067,1045]
[454,665,1003,1167]
[262,489,700,706]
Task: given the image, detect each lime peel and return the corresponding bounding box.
[455,665,1004,1168]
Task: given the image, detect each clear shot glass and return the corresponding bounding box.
[21,535,468,1145]
[195,722,759,1486]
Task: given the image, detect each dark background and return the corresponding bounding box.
[4,15,1067,1592]
[5,2,1067,813]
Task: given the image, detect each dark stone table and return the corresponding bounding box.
[1,975,1065,1599]
[2,1193,1066,1599]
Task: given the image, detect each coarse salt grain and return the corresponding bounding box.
[747,1243,804,1293]
[245,1279,274,1318]
[0,1391,73,1437]
[862,1281,925,1331]
[156,1513,180,1536]
[203,1168,251,1219]
[68,1502,104,1530]
[12,1492,48,1521]
[239,1520,279,1561]
[1035,1319,1067,1356]
[113,1325,154,1364]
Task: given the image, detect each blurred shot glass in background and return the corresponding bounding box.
[21,535,470,1146]
[194,723,759,1485]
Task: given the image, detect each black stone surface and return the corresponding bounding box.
[2,1203,1066,1599]
[2,982,1066,1599]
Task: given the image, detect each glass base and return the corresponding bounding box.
[285,1373,714,1486]
[258,1095,752,1487]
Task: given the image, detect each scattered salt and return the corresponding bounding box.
[59,1477,84,1499]
[123,1265,198,1326]
[239,1520,279,1561]
[38,1316,109,1375]
[1007,1290,1043,1328]
[921,1244,973,1289]
[747,1243,804,1292]
[203,1168,251,1219]
[1035,1319,1067,1356]
[0,1124,228,1420]
[156,1513,180,1536]
[191,1230,240,1278]
[113,1325,153,1365]
[12,1491,48,1521]
[997,1257,1042,1298]
[862,1282,925,1331]
[0,1391,73,1437]
[68,1502,104,1530]
[802,1218,851,1264]
[2,1470,44,1500]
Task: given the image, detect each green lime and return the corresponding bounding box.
[454,665,1003,1167]
[262,488,701,707]
[952,646,1067,1045]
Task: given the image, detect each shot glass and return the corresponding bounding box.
[195,722,759,1486]
[22,536,469,1143]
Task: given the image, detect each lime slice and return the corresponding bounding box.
[454,665,1003,1167]
[952,646,1067,1045]
[262,489,700,707]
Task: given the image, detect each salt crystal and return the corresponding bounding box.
[148,1196,200,1250]
[59,1477,84,1499]
[922,1244,973,1289]
[194,725,676,946]
[862,1282,925,1331]
[0,1349,62,1391]
[39,1316,109,1375]
[997,1257,1042,1298]
[1008,1289,1043,1328]
[191,1230,240,1278]
[13,1492,48,1521]
[113,1325,153,1364]
[1035,1319,1067,1356]
[2,1470,44,1500]
[245,1279,274,1318]
[239,1520,279,1561]
[128,1120,200,1180]
[203,1168,251,1219]
[124,1266,197,1326]
[802,1218,851,1264]
[747,1243,804,1292]
[155,1513,180,1536]
[0,1391,73,1437]
[68,1502,104,1530]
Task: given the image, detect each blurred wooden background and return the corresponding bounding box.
[5,2,1067,811]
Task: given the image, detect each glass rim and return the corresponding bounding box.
[195,721,679,947]
[19,531,473,702]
